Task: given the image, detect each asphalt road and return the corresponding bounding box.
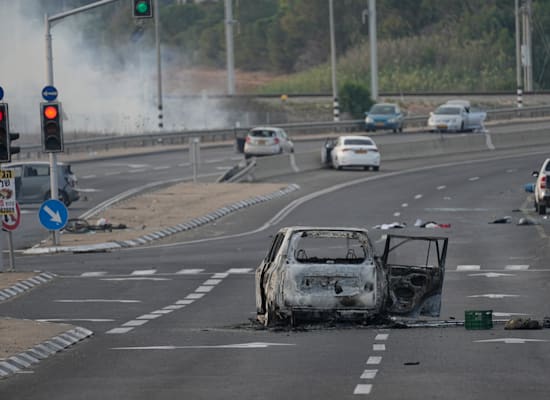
[1,137,550,399]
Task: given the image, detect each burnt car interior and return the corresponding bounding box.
[293,230,370,265]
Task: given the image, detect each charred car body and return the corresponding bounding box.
[255,227,448,326]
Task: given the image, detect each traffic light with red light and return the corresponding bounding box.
[0,103,10,162]
[40,102,64,152]
[133,0,153,18]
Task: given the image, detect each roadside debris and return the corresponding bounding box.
[414,219,451,228]
[489,216,512,224]
[372,222,406,230]
[517,217,539,226]
[504,318,543,330]
[64,218,127,234]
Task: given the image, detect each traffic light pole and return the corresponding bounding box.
[44,0,119,245]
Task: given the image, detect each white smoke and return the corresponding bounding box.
[0,1,233,143]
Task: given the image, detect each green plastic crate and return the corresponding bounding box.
[465,310,493,330]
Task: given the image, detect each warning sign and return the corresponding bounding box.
[0,169,16,215]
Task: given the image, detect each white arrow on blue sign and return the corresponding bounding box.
[39,199,68,231]
[41,85,58,101]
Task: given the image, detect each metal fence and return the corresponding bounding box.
[16,104,550,160]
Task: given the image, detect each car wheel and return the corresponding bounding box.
[45,190,70,207]
[539,204,546,215]
[399,126,403,133]
[460,122,465,132]
[373,166,380,171]
[392,128,397,133]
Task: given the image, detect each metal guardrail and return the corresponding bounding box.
[15,104,550,159]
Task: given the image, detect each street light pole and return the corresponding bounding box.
[329,0,339,121]
[225,0,236,95]
[154,0,163,128]
[368,0,378,101]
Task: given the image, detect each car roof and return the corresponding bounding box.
[338,135,376,142]
[280,226,370,234]
[250,126,280,131]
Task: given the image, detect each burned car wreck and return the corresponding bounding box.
[255,227,448,326]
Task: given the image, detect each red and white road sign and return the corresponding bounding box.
[2,202,20,231]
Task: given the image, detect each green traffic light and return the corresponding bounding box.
[136,1,149,14]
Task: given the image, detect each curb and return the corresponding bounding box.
[0,326,93,379]
[23,183,301,255]
[0,272,57,302]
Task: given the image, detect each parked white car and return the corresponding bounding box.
[427,100,486,132]
[243,126,294,159]
[532,158,550,214]
[255,226,448,326]
[324,135,380,171]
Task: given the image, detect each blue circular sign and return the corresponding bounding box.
[0,86,4,101]
[42,85,58,101]
[39,199,68,231]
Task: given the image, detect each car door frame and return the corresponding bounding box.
[380,234,448,318]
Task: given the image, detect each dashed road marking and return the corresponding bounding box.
[131,269,156,276]
[468,176,480,181]
[353,384,372,395]
[505,265,529,271]
[360,370,378,379]
[414,194,423,200]
[80,272,108,277]
[457,265,481,271]
[366,356,382,365]
[468,294,520,299]
[122,320,148,327]
[374,334,389,341]
[437,185,446,190]
[106,327,134,334]
[177,268,205,274]
[373,344,386,351]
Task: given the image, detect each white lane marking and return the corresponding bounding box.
[360,369,378,379]
[468,176,480,181]
[414,194,423,200]
[366,356,382,365]
[153,166,170,171]
[374,334,389,341]
[373,344,386,351]
[437,185,446,190]
[122,320,148,327]
[131,269,156,275]
[457,265,481,271]
[353,384,373,395]
[425,207,488,212]
[469,273,515,278]
[54,299,140,303]
[213,273,229,279]
[105,171,122,176]
[106,327,134,334]
[203,279,222,285]
[80,272,107,277]
[129,169,146,174]
[36,319,114,322]
[152,309,174,315]
[227,268,253,274]
[164,305,186,310]
[401,203,408,208]
[475,338,548,344]
[195,286,214,293]
[216,166,232,171]
[505,265,530,271]
[468,294,520,299]
[127,164,149,168]
[204,158,225,164]
[136,314,162,320]
[177,269,204,274]
[77,188,102,193]
[112,342,295,350]
[186,293,205,299]
[493,312,530,318]
[80,175,97,179]
[393,212,401,217]
[102,277,170,281]
[177,162,191,167]
[176,299,195,305]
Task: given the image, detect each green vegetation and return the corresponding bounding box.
[66,0,550,93]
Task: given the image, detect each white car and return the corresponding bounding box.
[532,158,550,214]
[427,100,487,132]
[329,135,380,171]
[243,127,294,159]
[255,226,448,326]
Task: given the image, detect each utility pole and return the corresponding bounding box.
[329,0,339,121]
[154,0,163,128]
[225,0,236,95]
[368,0,378,101]
[522,0,533,92]
[515,0,522,108]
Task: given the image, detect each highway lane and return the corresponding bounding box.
[1,147,550,399]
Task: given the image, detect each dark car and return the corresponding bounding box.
[365,103,405,133]
[3,161,79,206]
